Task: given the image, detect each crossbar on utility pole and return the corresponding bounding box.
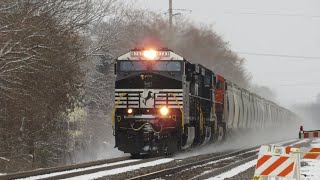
[169,0,173,28]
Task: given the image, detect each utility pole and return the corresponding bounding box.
[167,0,191,29]
[169,0,173,28]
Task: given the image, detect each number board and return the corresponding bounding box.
[130,51,171,57]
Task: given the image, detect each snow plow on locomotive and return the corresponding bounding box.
[112,48,297,157]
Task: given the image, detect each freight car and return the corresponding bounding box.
[112,48,296,157]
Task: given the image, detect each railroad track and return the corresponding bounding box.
[0,156,160,180]
[127,147,260,180]
[0,156,128,180]
[126,139,303,180]
[0,139,304,180]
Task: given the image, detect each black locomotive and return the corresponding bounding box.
[112,48,297,157]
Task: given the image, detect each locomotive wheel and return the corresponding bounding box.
[130,153,141,159]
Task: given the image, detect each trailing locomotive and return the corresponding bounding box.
[112,48,296,157]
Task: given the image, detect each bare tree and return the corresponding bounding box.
[91,9,251,86]
[0,0,119,172]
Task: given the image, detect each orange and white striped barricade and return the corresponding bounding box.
[254,145,301,180]
[300,147,320,160]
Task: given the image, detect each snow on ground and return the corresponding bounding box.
[310,138,320,147]
[205,139,315,180]
[0,157,9,176]
[174,128,298,160]
[301,159,320,180]
[17,159,140,180]
[0,157,10,161]
[205,159,256,180]
[301,138,320,180]
[183,156,235,173]
[290,139,311,146]
[64,158,174,180]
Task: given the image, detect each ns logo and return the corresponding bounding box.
[141,91,154,106]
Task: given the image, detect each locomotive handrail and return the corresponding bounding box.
[130,122,163,133]
[112,93,127,129]
[197,106,204,135]
[189,94,211,101]
[200,107,204,135]
[169,93,184,133]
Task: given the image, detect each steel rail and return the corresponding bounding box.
[0,139,302,180]
[190,154,258,180]
[128,147,260,180]
[40,157,163,180]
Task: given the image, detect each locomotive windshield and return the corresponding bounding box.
[119,60,181,72]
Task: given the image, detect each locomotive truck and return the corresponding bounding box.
[112,48,296,157]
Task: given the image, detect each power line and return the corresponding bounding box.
[167,0,192,28]
[236,52,320,60]
[279,83,320,87]
[224,11,320,18]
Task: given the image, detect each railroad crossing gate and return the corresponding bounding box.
[254,145,301,180]
[298,126,320,139]
[299,130,320,139]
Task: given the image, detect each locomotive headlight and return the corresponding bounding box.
[160,107,169,116]
[143,50,157,60]
[127,108,133,114]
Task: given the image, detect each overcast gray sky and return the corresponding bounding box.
[131,0,320,107]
